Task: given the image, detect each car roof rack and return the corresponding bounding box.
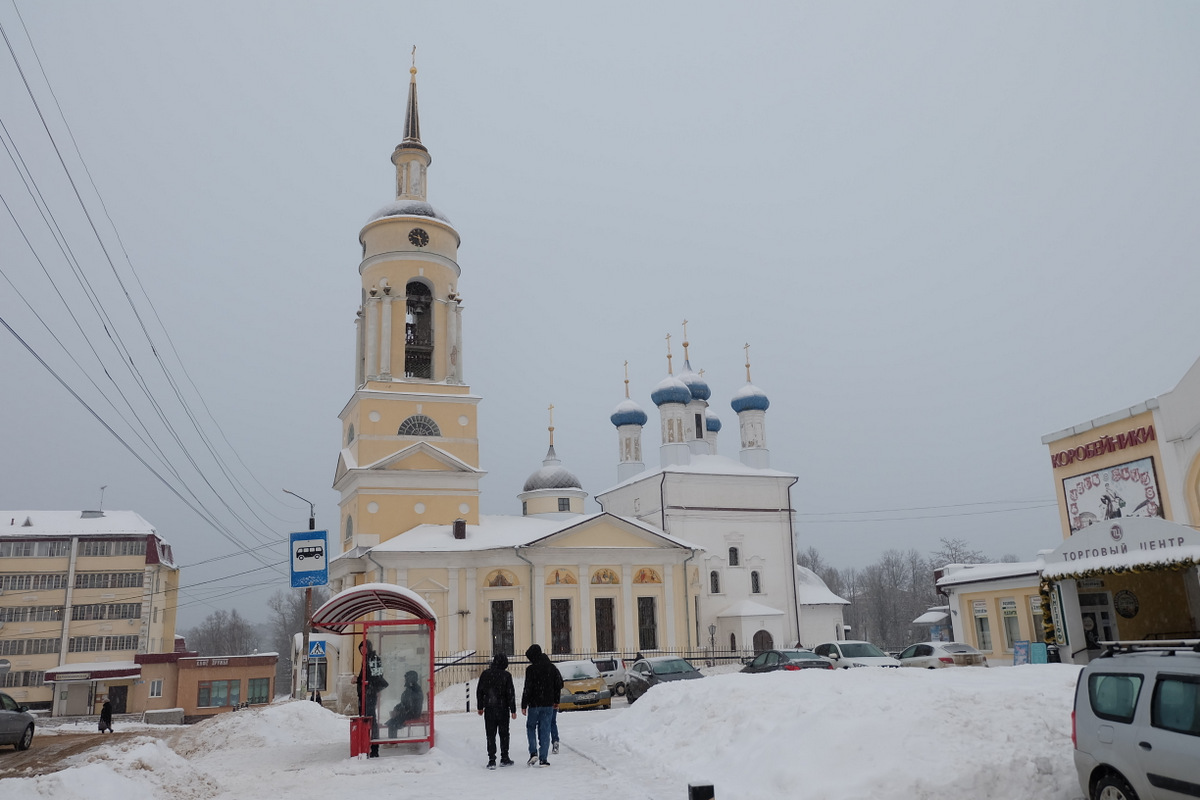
[1096,640,1200,658]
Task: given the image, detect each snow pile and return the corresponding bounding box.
[595,664,1082,799]
[172,698,346,758]
[4,738,222,800]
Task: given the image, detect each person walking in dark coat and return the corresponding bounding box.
[476,653,517,769]
[520,643,563,766]
[357,639,388,758]
[99,698,114,733]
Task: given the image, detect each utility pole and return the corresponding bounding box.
[284,489,316,697]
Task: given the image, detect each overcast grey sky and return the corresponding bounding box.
[2,2,1199,630]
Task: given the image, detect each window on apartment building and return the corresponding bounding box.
[149,679,164,698]
[198,680,241,708]
[247,678,271,704]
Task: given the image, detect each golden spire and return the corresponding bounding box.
[744,343,752,383]
[548,403,555,447]
[623,361,631,399]
[681,319,690,363]
[665,333,673,375]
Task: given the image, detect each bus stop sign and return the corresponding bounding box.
[290,530,329,588]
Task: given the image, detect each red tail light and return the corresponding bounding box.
[783,664,801,671]
[938,657,954,665]
[1071,710,1076,748]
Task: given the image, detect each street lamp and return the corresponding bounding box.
[708,623,717,656]
[283,489,315,531]
[283,489,316,699]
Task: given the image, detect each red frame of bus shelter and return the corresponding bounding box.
[310,586,436,756]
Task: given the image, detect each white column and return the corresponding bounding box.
[365,297,380,380]
[447,569,460,653]
[663,563,678,648]
[621,565,636,652]
[355,311,365,387]
[379,296,393,380]
[577,563,592,651]
[466,569,478,652]
[445,299,459,384]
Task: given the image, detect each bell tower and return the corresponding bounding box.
[333,63,485,554]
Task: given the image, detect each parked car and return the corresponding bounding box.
[625,656,704,703]
[741,649,834,673]
[898,641,988,669]
[0,691,35,750]
[554,659,611,711]
[812,640,901,668]
[1073,639,1200,800]
[592,655,628,696]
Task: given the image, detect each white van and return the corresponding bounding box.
[591,655,628,697]
[1073,639,1200,800]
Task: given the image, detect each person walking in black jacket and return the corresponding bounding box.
[520,643,563,766]
[476,653,517,768]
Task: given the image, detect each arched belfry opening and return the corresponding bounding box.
[405,281,433,378]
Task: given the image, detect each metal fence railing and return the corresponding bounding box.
[431,647,753,704]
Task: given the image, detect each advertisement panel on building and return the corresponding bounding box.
[1061,456,1162,534]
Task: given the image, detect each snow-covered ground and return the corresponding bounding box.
[5,663,1086,800]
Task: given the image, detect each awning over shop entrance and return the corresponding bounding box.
[912,609,949,625]
[1042,517,1200,580]
[44,661,141,682]
[309,582,436,633]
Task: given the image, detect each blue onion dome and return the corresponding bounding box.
[610,399,648,427]
[731,383,770,413]
[651,376,692,407]
[678,363,711,401]
[366,199,453,225]
[705,410,722,433]
[523,446,582,492]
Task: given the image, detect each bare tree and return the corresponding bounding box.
[930,537,988,567]
[183,608,260,656]
[267,587,329,694]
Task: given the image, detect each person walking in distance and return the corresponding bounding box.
[99,697,114,733]
[520,643,563,766]
[476,653,517,769]
[357,639,388,758]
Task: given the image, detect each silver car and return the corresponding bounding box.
[0,691,35,750]
[1073,640,1200,800]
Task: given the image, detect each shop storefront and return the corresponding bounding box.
[1040,517,1200,662]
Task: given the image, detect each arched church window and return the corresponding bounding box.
[346,424,355,445]
[728,547,740,566]
[404,281,434,379]
[398,415,441,437]
[344,515,353,542]
[709,570,721,594]
[729,632,737,651]
[751,570,762,594]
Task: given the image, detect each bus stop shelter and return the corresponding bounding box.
[311,583,437,756]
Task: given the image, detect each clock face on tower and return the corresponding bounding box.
[408,228,430,247]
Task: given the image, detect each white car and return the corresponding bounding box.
[898,641,988,669]
[812,640,901,668]
[1073,639,1200,800]
[592,655,628,696]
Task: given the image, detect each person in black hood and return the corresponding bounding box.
[357,639,388,758]
[476,653,517,768]
[520,643,563,766]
